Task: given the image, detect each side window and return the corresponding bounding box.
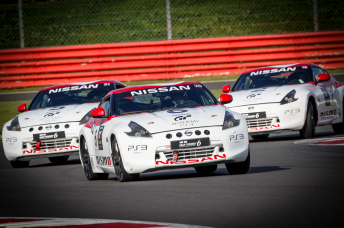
[312,67,325,82]
[100,97,110,117]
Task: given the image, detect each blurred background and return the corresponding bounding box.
[1,0,343,49]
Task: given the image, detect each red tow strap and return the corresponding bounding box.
[36,141,41,150]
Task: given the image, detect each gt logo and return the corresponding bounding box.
[128,145,147,151]
[230,134,244,141]
[174,114,191,121]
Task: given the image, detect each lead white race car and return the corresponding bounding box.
[222,63,344,139]
[79,81,250,182]
[2,80,126,168]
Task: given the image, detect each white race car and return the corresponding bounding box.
[79,81,250,182]
[222,63,344,139]
[2,80,126,168]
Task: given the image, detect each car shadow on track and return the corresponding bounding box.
[28,158,81,168]
[249,131,335,143]
[107,166,289,182]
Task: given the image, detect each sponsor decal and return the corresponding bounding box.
[242,112,266,119]
[46,125,52,130]
[6,137,17,144]
[320,109,337,120]
[171,138,209,149]
[156,154,226,165]
[249,124,280,131]
[23,145,79,154]
[229,134,244,142]
[44,107,65,118]
[284,108,300,115]
[184,130,193,136]
[194,84,202,88]
[130,85,191,96]
[33,131,65,141]
[174,114,191,121]
[302,66,308,69]
[96,156,111,166]
[128,145,148,151]
[246,93,262,99]
[250,67,296,76]
[248,106,254,111]
[167,109,188,113]
[49,84,98,94]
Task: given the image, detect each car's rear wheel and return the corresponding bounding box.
[251,134,269,140]
[81,138,108,181]
[225,149,250,175]
[48,155,69,164]
[111,137,139,182]
[300,101,316,139]
[10,160,29,168]
[194,165,217,174]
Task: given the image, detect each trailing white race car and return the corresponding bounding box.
[222,63,344,139]
[2,80,126,168]
[79,81,250,182]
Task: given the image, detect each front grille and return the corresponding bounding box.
[161,146,215,161]
[27,139,73,150]
[247,118,273,128]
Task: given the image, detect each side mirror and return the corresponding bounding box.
[91,107,105,118]
[220,94,233,105]
[222,85,230,93]
[318,74,330,82]
[18,103,27,112]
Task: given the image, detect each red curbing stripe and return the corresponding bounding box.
[313,140,344,145]
[0,218,49,224]
[30,222,170,228]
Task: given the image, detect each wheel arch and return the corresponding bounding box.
[308,95,318,125]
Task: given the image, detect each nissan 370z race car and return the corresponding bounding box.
[2,80,126,168]
[222,63,344,139]
[79,81,250,182]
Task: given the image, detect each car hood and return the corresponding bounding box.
[117,105,232,134]
[226,84,310,107]
[18,103,98,128]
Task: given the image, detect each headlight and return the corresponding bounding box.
[280,90,298,105]
[79,110,93,125]
[7,116,21,131]
[222,110,240,130]
[125,121,152,137]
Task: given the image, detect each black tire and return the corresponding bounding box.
[48,155,69,164]
[10,160,29,168]
[111,137,138,182]
[300,101,316,139]
[251,134,269,140]
[81,138,99,181]
[194,165,217,174]
[225,149,250,175]
[97,173,109,180]
[332,122,344,134]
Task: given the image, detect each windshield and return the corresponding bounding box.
[111,84,217,115]
[29,83,114,110]
[233,66,312,91]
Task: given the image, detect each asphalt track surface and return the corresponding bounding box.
[1,125,344,228]
[1,74,343,103]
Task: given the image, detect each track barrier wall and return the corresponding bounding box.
[0,31,343,89]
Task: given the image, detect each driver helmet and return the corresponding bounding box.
[171,91,185,105]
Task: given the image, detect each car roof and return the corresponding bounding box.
[108,81,202,95]
[40,80,125,91]
[243,63,321,74]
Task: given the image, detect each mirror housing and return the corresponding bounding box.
[222,85,230,93]
[91,107,105,118]
[18,103,27,112]
[318,74,330,82]
[220,94,233,104]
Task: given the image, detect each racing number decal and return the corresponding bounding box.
[320,87,335,106]
[93,125,105,150]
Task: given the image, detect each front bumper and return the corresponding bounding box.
[228,102,306,135]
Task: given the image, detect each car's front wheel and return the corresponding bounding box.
[194,165,217,174]
[10,160,29,168]
[81,138,109,181]
[225,149,250,175]
[300,101,316,139]
[111,137,139,182]
[48,155,69,164]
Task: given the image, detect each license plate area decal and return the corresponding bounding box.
[171,137,210,150]
[33,131,66,141]
[242,112,266,119]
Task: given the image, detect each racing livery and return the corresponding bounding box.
[222,63,344,139]
[79,81,250,182]
[2,80,126,168]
